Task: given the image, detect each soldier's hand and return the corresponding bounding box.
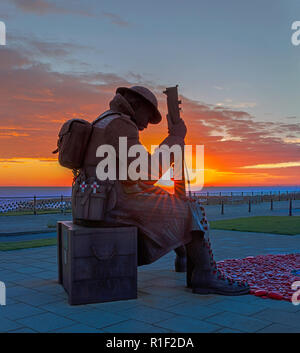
[168,118,187,139]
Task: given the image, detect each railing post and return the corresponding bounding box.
[221,200,224,215]
[289,198,292,216]
[61,195,64,214]
[270,198,273,211]
[248,199,251,213]
[33,195,36,215]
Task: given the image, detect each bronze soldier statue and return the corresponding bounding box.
[72,86,250,296]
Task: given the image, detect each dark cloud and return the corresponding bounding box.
[29,40,88,57]
[0,47,31,69]
[9,0,131,27]
[10,0,92,16]
[278,123,300,134]
[102,12,131,27]
[7,33,94,62]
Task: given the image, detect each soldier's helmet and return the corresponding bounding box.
[116,86,162,124]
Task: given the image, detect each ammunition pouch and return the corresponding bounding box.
[72,174,116,222]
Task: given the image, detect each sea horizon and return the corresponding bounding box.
[1,185,300,199]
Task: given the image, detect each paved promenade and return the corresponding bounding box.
[0,228,299,333]
[0,213,71,235]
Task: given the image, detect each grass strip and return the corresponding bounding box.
[210,216,300,235]
[0,238,57,251]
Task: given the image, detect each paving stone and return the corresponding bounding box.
[7,285,39,298]
[90,299,139,313]
[1,272,29,282]
[171,292,223,305]
[208,298,267,316]
[15,266,44,275]
[137,294,186,310]
[141,286,187,298]
[2,281,20,289]
[205,311,270,332]
[165,301,224,320]
[17,312,75,333]
[0,317,23,332]
[34,284,66,296]
[256,323,300,333]
[42,300,96,316]
[67,310,126,329]
[32,271,57,280]
[258,300,300,313]
[8,327,37,333]
[45,258,59,263]
[117,304,176,324]
[6,298,20,305]
[222,294,268,305]
[17,292,59,306]
[143,276,185,288]
[217,327,243,333]
[54,324,104,333]
[156,316,220,333]
[253,308,300,328]
[2,302,45,320]
[0,270,19,280]
[103,319,172,333]
[1,263,25,271]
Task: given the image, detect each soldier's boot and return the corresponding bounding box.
[186,232,250,295]
[174,246,187,272]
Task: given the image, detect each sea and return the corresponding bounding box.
[0,187,72,200]
[1,185,300,200]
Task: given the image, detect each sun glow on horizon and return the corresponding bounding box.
[0,156,299,187]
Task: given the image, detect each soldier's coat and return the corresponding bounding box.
[76,94,207,265]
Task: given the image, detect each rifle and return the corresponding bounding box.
[163,85,186,198]
[163,85,187,271]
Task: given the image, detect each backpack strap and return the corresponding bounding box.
[92,110,122,126]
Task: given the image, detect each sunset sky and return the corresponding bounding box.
[0,0,300,187]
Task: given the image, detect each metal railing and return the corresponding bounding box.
[0,195,72,215]
[0,190,299,215]
[191,191,300,216]
[192,190,300,205]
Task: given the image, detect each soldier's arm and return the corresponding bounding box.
[105,117,184,184]
[105,117,156,183]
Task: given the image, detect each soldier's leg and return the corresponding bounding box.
[185,230,250,295]
[174,246,187,272]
